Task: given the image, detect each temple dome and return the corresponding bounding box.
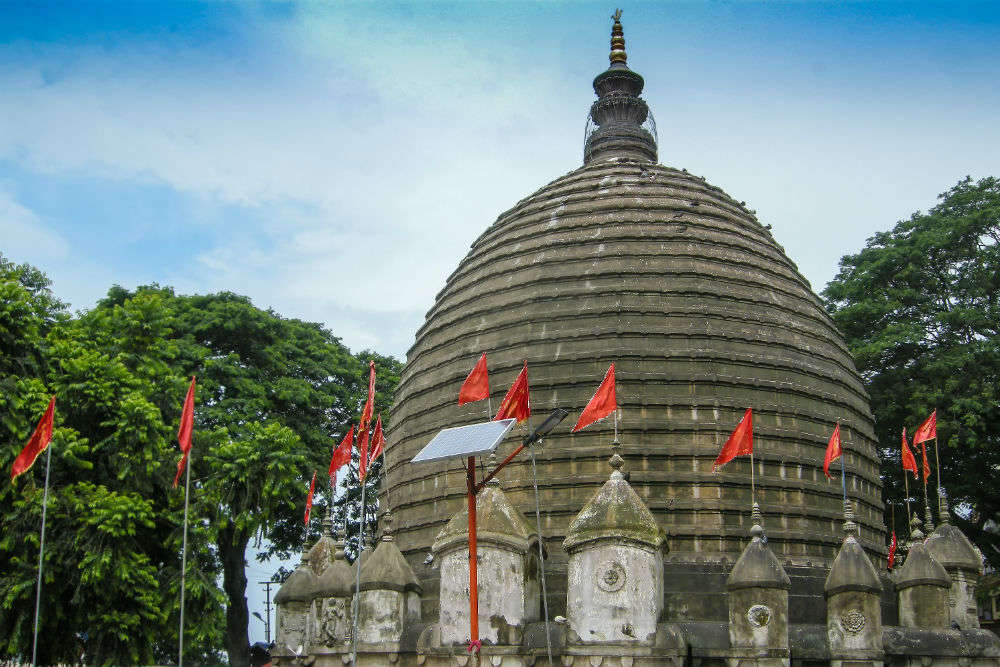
[383,12,883,620]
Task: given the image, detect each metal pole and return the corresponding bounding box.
[30,444,52,667]
[351,470,367,667]
[934,436,943,512]
[258,581,274,644]
[178,456,191,667]
[840,452,848,508]
[528,448,554,667]
[750,448,756,507]
[903,468,912,527]
[467,456,480,663]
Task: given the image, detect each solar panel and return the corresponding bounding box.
[410,419,517,464]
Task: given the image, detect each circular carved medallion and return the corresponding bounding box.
[747,604,771,628]
[841,611,866,634]
[596,561,626,592]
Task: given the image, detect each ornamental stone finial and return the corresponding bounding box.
[609,437,624,472]
[610,9,626,66]
[938,487,951,525]
[843,498,859,537]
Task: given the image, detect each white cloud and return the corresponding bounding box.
[0,186,70,263]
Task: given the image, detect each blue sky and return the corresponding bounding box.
[3,0,999,640]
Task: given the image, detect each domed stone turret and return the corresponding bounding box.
[384,10,883,623]
[926,494,983,629]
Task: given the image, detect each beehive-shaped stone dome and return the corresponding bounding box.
[384,13,884,620]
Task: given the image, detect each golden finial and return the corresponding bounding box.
[610,9,627,66]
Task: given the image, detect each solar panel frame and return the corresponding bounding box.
[410,419,517,464]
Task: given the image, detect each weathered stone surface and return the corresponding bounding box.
[825,517,883,661]
[434,482,541,646]
[926,520,983,630]
[360,538,422,595]
[564,469,663,553]
[894,540,950,630]
[727,523,790,657]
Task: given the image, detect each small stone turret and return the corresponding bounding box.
[925,492,983,629]
[894,515,950,629]
[824,501,883,667]
[356,510,422,646]
[433,455,541,645]
[274,556,319,654]
[562,440,664,643]
[306,509,354,649]
[726,504,790,667]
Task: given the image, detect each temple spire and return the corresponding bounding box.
[610,9,627,67]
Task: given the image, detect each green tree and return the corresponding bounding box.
[823,176,1000,564]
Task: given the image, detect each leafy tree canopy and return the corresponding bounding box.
[823,176,1000,564]
[1,276,400,666]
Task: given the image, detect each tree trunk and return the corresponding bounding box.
[220,525,251,667]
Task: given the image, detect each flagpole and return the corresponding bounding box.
[933,435,942,511]
[351,464,367,667]
[903,467,911,527]
[749,448,756,507]
[528,448,553,667]
[840,451,848,509]
[178,455,191,667]
[30,444,52,667]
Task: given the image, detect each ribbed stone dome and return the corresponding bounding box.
[383,14,884,621]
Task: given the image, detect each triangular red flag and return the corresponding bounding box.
[368,415,385,470]
[459,353,490,405]
[10,396,55,482]
[329,426,354,486]
[572,363,617,432]
[358,427,371,481]
[360,361,376,433]
[713,408,753,471]
[920,439,931,483]
[494,361,530,423]
[304,470,316,525]
[173,376,196,488]
[912,409,937,445]
[823,422,842,479]
[901,427,917,479]
[887,530,897,570]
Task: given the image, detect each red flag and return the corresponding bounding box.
[360,361,376,433]
[823,422,842,479]
[901,427,917,479]
[920,438,931,483]
[329,426,354,486]
[572,363,617,432]
[368,415,385,470]
[10,396,55,482]
[494,361,530,423]
[173,376,196,488]
[713,408,753,471]
[358,427,370,481]
[459,353,490,405]
[887,531,897,570]
[912,410,937,445]
[304,470,316,525]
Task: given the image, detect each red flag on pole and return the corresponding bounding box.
[368,415,385,470]
[572,363,617,432]
[887,531,897,570]
[920,439,931,483]
[822,422,842,479]
[173,376,196,488]
[358,427,371,481]
[713,408,753,471]
[901,427,917,479]
[494,361,530,423]
[10,396,55,482]
[459,353,490,405]
[304,470,317,525]
[329,426,354,486]
[912,410,937,445]
[360,361,376,433]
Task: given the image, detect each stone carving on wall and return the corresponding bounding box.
[841,610,866,634]
[746,604,771,628]
[596,561,626,593]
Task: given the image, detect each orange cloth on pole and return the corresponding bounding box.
[360,361,376,433]
[713,408,753,471]
[912,409,937,445]
[920,439,931,483]
[901,427,918,479]
[494,361,530,423]
[10,396,55,481]
[572,363,617,432]
[823,422,842,479]
[367,415,385,470]
[329,425,354,485]
[359,427,370,481]
[304,470,316,525]
[459,353,490,405]
[173,377,196,487]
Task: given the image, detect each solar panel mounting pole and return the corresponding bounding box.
[466,456,481,664]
